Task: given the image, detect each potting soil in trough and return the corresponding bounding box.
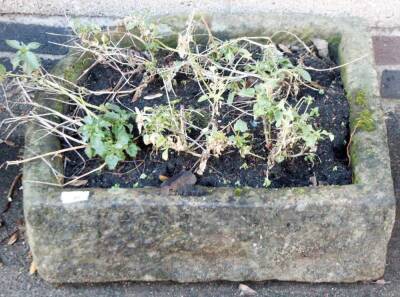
[63,45,352,189]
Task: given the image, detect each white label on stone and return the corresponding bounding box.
[61,191,89,204]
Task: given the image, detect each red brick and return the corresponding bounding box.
[373,36,400,65]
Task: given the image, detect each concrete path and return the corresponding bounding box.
[1,0,400,27]
[1,27,400,297]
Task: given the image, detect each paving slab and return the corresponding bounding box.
[381,70,400,99]
[373,36,400,65]
[385,105,400,197]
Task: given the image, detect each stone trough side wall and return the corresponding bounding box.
[21,13,395,283]
[1,1,400,98]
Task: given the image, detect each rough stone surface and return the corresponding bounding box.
[312,38,329,59]
[373,36,400,65]
[24,185,393,283]
[22,13,396,284]
[0,22,70,55]
[381,70,400,99]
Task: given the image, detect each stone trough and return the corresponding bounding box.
[23,13,395,283]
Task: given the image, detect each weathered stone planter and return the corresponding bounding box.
[23,13,395,283]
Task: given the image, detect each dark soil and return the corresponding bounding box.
[63,44,352,189]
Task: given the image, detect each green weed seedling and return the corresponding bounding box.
[5,40,41,74]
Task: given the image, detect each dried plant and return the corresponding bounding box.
[1,15,337,187]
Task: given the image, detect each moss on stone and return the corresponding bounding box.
[292,188,306,195]
[352,174,362,184]
[328,34,341,48]
[350,147,359,168]
[354,90,367,107]
[349,91,375,132]
[234,188,243,197]
[327,34,341,62]
[63,55,93,83]
[355,109,376,132]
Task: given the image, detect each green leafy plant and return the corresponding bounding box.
[111,183,121,190]
[3,16,340,188]
[72,21,102,41]
[261,95,333,171]
[5,40,41,74]
[125,19,333,179]
[79,103,139,169]
[229,119,252,158]
[124,15,161,52]
[263,177,272,188]
[206,128,229,156]
[135,104,192,161]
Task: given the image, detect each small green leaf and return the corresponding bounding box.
[238,88,255,98]
[5,40,22,50]
[274,111,283,127]
[27,42,41,50]
[227,92,235,105]
[0,64,6,74]
[143,134,150,145]
[85,146,94,158]
[238,48,252,60]
[105,154,120,170]
[275,155,285,163]
[198,94,209,102]
[115,128,130,149]
[263,177,271,188]
[126,143,139,157]
[92,136,106,156]
[225,50,234,63]
[233,119,248,133]
[19,51,40,74]
[310,107,319,117]
[305,96,314,104]
[83,115,94,125]
[240,162,249,170]
[11,56,20,70]
[305,154,316,163]
[26,52,40,70]
[297,68,312,82]
[162,149,169,161]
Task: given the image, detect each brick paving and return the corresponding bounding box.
[373,34,400,99]
[373,36,400,66]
